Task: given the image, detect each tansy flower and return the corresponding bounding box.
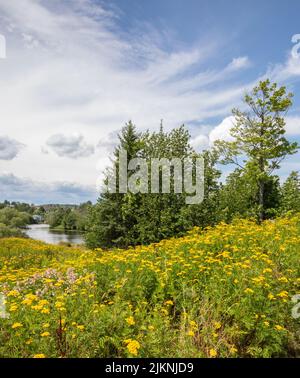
[7,290,20,297]
[189,320,197,329]
[187,330,195,337]
[244,288,254,294]
[124,339,140,356]
[209,348,217,357]
[33,354,46,358]
[126,316,135,325]
[41,332,50,337]
[165,300,174,306]
[214,322,221,330]
[274,325,285,331]
[12,322,23,329]
[277,291,288,298]
[77,325,85,331]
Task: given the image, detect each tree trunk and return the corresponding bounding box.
[259,179,264,223]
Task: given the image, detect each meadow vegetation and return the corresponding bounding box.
[0,214,299,358]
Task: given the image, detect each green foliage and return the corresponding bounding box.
[45,202,91,232]
[0,207,32,228]
[214,79,298,221]
[0,224,27,238]
[85,122,206,248]
[280,171,300,213]
[218,162,281,222]
[1,214,300,357]
[86,81,298,248]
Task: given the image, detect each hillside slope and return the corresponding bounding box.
[0,215,299,358]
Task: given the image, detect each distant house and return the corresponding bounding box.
[32,215,44,223]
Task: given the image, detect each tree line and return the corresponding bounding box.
[85,80,299,248]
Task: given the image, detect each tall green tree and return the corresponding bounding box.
[85,121,142,248]
[280,171,300,213]
[214,80,298,221]
[217,163,281,222]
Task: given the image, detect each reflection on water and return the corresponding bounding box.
[25,224,84,245]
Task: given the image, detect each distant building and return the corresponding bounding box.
[32,215,44,223]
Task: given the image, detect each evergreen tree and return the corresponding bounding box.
[280,171,300,213]
[85,121,142,248]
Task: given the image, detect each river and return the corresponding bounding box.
[24,224,84,245]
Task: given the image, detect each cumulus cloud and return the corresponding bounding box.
[0,173,97,204]
[192,113,299,156]
[209,116,235,145]
[0,136,24,160]
[285,116,300,136]
[46,133,95,159]
[191,134,209,151]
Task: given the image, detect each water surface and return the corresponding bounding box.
[25,224,84,245]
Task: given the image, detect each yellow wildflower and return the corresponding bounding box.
[12,322,23,329]
[124,339,141,356]
[41,332,50,337]
[33,354,46,358]
[209,348,217,357]
[126,316,135,326]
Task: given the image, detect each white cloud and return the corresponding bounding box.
[192,113,299,157]
[0,136,24,160]
[226,56,250,71]
[46,133,95,159]
[209,116,235,145]
[0,0,252,201]
[0,172,97,204]
[97,130,120,153]
[285,116,300,136]
[191,116,235,152]
[0,0,297,202]
[191,134,209,151]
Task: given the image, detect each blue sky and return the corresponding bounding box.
[0,0,299,204]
